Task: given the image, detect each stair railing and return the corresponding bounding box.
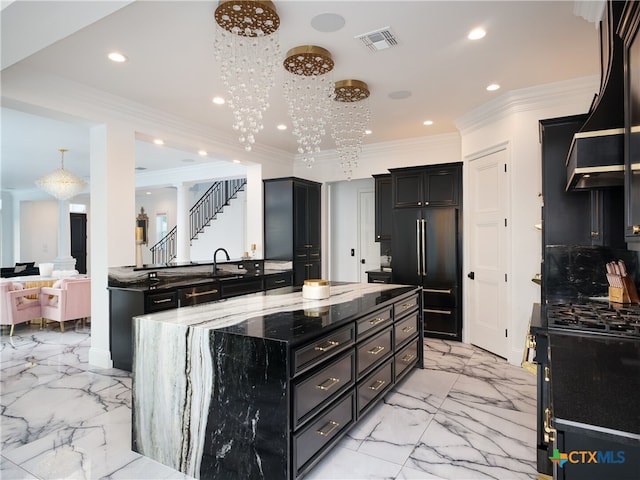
[149,178,246,263]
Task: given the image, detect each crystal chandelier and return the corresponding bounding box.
[283,45,335,166]
[35,148,87,200]
[331,79,371,179]
[213,1,280,151]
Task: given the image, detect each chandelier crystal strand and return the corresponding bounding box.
[283,46,335,166]
[332,80,370,180]
[214,1,280,151]
[35,148,87,200]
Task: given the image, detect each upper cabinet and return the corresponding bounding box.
[620,1,640,242]
[390,164,460,208]
[373,174,392,242]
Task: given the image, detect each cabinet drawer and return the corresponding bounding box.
[395,339,419,381]
[423,287,456,308]
[294,392,355,475]
[357,327,392,378]
[220,278,263,299]
[294,350,355,429]
[395,311,419,348]
[394,293,420,318]
[357,359,393,415]
[357,306,392,340]
[178,284,220,307]
[293,325,355,376]
[367,272,391,284]
[145,291,178,313]
[264,273,292,290]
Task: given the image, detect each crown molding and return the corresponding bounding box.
[455,75,599,135]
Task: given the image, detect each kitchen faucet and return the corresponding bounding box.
[213,248,230,276]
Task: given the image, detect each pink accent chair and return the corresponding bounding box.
[40,278,91,332]
[0,281,42,336]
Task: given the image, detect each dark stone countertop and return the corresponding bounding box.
[549,332,640,438]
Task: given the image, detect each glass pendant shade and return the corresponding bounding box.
[214,1,280,151]
[283,45,335,166]
[331,79,371,179]
[35,149,87,200]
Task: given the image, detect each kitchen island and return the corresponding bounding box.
[132,282,422,480]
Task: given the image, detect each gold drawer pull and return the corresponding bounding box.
[316,420,340,437]
[373,280,386,283]
[185,289,219,298]
[368,317,386,326]
[314,340,339,352]
[152,298,173,304]
[544,366,550,382]
[400,302,415,311]
[401,325,415,334]
[368,379,386,391]
[401,353,416,363]
[368,345,385,355]
[316,377,340,391]
[424,308,452,315]
[423,288,452,294]
[274,279,286,284]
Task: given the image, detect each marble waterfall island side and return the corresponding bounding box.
[132,282,422,480]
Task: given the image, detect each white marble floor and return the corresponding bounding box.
[1,322,537,480]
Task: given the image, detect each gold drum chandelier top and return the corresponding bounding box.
[214,0,279,36]
[283,45,334,76]
[334,79,370,102]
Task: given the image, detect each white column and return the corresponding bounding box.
[245,165,263,258]
[89,123,136,369]
[53,199,76,271]
[175,182,191,263]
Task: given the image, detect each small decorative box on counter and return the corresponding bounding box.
[302,279,330,299]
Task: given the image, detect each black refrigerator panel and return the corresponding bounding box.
[392,207,461,340]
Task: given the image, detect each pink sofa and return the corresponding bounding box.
[40,278,91,332]
[0,281,42,336]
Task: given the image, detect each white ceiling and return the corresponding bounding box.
[1,1,601,192]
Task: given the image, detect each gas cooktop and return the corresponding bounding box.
[546,301,640,339]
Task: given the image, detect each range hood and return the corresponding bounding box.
[566,0,625,191]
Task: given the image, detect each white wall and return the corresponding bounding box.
[19,199,58,264]
[135,187,177,265]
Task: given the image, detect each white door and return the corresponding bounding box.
[467,147,509,357]
[358,190,378,283]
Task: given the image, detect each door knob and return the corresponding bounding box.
[361,259,366,264]
[467,271,475,280]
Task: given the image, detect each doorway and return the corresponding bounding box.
[467,145,510,358]
[70,213,87,274]
[358,189,377,283]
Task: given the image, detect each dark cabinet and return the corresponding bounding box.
[265,177,322,285]
[390,164,460,208]
[620,1,640,242]
[373,174,392,241]
[367,270,391,284]
[540,116,625,252]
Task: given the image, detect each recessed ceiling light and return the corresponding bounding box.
[146,191,152,195]
[198,150,207,156]
[486,83,500,91]
[153,138,164,145]
[212,97,225,105]
[277,124,287,131]
[108,51,128,63]
[423,120,434,126]
[365,129,372,135]
[233,159,241,164]
[468,28,486,40]
[388,90,412,100]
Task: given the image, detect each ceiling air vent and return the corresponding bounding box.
[356,27,398,52]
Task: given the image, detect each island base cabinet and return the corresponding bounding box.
[357,359,393,415]
[294,392,355,477]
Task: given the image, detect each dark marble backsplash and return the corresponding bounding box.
[544,245,640,302]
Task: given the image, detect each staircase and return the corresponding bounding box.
[150,178,247,264]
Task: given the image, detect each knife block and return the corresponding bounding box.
[609,286,631,304]
[609,277,640,304]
